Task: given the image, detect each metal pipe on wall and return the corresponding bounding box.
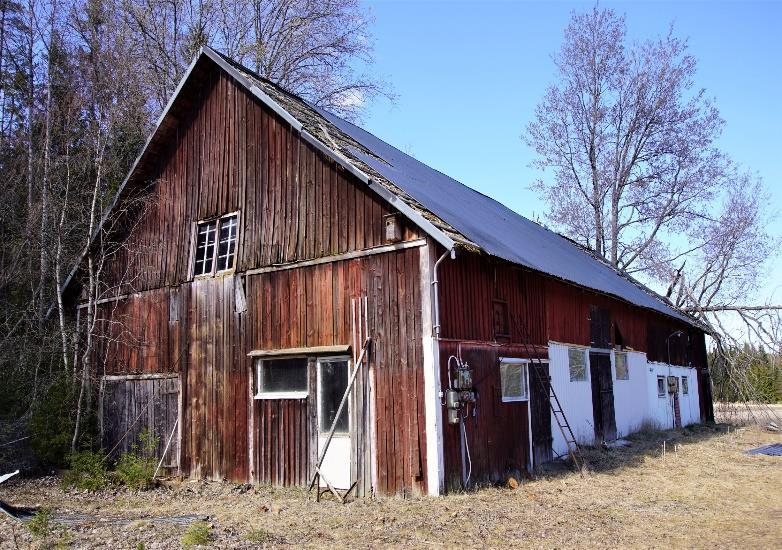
[432,247,456,338]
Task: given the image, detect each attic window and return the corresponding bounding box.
[193,213,238,277]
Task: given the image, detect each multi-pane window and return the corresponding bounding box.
[499,359,529,402]
[615,352,629,380]
[193,214,238,277]
[216,215,238,271]
[568,348,587,382]
[255,358,308,399]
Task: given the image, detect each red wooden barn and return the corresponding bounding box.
[65,48,713,497]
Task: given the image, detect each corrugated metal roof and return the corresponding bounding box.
[245,69,695,325]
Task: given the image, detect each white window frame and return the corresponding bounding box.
[499,357,530,403]
[657,375,666,398]
[254,356,309,400]
[192,211,240,279]
[614,351,629,381]
[682,375,689,395]
[568,347,588,382]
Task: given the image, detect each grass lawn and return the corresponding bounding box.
[1,423,780,548]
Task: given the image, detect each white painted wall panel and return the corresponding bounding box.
[647,362,701,429]
[545,343,702,462]
[611,351,649,438]
[548,343,595,458]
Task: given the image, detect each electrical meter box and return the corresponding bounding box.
[454,366,473,390]
[667,376,678,394]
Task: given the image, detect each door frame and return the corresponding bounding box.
[315,355,353,488]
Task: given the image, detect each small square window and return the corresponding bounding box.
[255,358,308,399]
[657,376,666,398]
[615,352,629,380]
[499,359,529,402]
[193,214,238,277]
[682,376,689,395]
[568,348,587,382]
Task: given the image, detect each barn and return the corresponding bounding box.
[65,47,713,497]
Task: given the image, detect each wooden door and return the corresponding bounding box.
[529,361,553,466]
[589,353,617,443]
[101,375,180,470]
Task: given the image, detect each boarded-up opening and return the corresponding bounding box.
[100,374,180,471]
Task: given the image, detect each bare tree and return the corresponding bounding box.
[527,6,724,270]
[527,5,781,414]
[122,0,390,120]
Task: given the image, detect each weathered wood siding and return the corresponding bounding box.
[100,375,180,469]
[100,62,421,295]
[86,60,428,495]
[439,342,531,490]
[436,250,710,478]
[437,251,703,358]
[92,247,427,495]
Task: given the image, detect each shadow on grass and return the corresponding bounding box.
[537,422,732,479]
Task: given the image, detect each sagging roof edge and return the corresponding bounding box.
[58,47,456,304]
[58,46,704,334]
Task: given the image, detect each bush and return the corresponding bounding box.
[28,375,77,469]
[245,528,273,544]
[26,507,52,538]
[115,429,159,490]
[62,450,110,491]
[181,521,210,548]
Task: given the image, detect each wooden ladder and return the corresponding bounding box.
[511,315,587,476]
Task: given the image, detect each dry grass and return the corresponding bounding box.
[1,424,780,548]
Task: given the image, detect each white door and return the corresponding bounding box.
[317,357,351,489]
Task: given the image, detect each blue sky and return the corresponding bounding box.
[359,0,781,301]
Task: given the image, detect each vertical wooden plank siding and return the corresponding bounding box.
[99,65,421,295]
[92,248,426,494]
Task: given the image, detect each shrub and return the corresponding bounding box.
[115,429,159,490]
[28,375,77,469]
[62,450,110,491]
[245,528,273,544]
[181,521,210,548]
[26,507,52,538]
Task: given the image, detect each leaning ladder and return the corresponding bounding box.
[511,315,587,476]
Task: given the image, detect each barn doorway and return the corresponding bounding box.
[529,360,553,466]
[316,357,352,489]
[588,353,617,443]
[100,374,180,471]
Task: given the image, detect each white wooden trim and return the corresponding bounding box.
[247,345,350,358]
[420,239,444,495]
[244,239,425,277]
[254,391,309,400]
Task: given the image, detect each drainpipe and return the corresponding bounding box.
[432,247,456,338]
